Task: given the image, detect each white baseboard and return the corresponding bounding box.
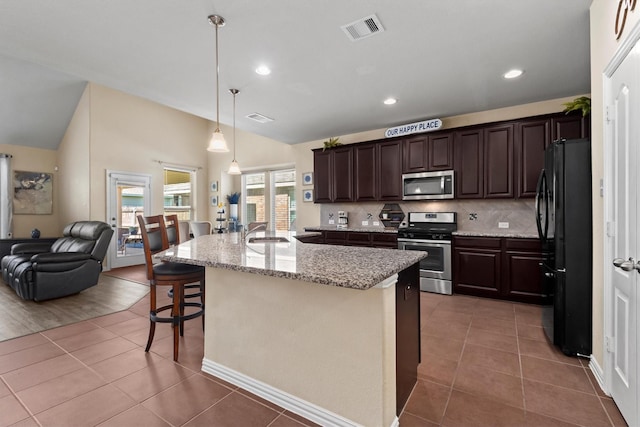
[589,355,609,396]
[202,358,398,427]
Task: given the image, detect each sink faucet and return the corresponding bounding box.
[242,222,268,241]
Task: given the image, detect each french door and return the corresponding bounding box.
[106,171,151,269]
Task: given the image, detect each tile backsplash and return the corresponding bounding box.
[319,199,536,234]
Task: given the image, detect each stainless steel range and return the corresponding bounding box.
[397,212,457,295]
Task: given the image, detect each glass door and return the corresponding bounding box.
[106,171,151,269]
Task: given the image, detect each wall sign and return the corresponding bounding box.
[616,0,636,40]
[385,118,442,138]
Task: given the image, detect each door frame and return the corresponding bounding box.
[105,170,151,270]
[602,19,640,424]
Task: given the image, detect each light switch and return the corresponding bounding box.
[373,221,380,226]
[498,222,509,229]
[362,220,369,226]
[329,219,335,225]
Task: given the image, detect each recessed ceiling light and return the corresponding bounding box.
[255,65,271,76]
[504,69,524,79]
[384,98,397,105]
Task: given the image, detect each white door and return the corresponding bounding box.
[106,171,151,269]
[607,40,639,427]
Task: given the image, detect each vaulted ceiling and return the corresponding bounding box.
[0,0,591,150]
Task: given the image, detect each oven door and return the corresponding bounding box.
[397,238,452,280]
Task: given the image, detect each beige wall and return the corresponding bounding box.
[0,144,59,237]
[589,1,640,369]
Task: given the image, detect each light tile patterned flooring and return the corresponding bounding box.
[0,290,629,426]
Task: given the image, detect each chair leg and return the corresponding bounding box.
[201,279,205,331]
[179,284,186,337]
[145,283,157,353]
[172,283,181,361]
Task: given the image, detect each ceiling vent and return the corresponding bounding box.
[246,112,274,123]
[341,14,384,41]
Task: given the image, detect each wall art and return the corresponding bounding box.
[302,189,313,202]
[13,171,53,214]
[302,172,313,186]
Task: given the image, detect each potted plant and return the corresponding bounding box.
[562,96,591,116]
[322,137,342,151]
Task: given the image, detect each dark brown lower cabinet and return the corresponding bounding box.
[453,236,544,304]
[396,262,420,415]
[301,230,398,248]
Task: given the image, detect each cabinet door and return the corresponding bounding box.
[551,113,589,140]
[377,140,403,200]
[332,147,354,202]
[453,237,502,298]
[354,144,378,201]
[313,150,332,203]
[396,263,420,415]
[516,119,551,198]
[454,129,484,198]
[502,238,544,304]
[484,124,514,198]
[403,136,428,173]
[428,132,454,171]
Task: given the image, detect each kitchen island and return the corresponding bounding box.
[160,232,426,427]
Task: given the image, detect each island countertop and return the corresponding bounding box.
[159,231,426,290]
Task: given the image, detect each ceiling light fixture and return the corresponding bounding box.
[228,89,241,175]
[384,98,397,105]
[503,69,524,79]
[255,65,271,76]
[207,14,229,153]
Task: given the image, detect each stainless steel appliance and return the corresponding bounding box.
[535,138,592,356]
[337,211,348,229]
[398,212,457,294]
[402,170,454,200]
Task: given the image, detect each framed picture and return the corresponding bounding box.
[302,189,313,202]
[210,181,218,192]
[302,172,313,186]
[211,195,218,207]
[13,171,53,214]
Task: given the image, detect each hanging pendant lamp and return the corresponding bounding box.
[207,14,229,152]
[228,89,241,175]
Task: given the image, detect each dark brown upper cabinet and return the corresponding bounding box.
[354,143,378,201]
[454,129,484,198]
[515,118,551,198]
[377,140,403,200]
[402,133,453,173]
[483,124,514,198]
[551,112,590,141]
[312,146,354,203]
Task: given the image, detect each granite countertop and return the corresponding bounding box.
[304,226,398,234]
[159,231,425,291]
[453,230,539,239]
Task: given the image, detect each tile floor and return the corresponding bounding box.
[0,290,629,427]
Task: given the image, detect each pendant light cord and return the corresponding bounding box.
[232,91,236,160]
[215,22,221,133]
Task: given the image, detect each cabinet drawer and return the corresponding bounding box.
[504,238,541,251]
[325,231,347,244]
[347,232,372,246]
[453,236,501,249]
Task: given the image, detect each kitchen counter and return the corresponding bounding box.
[160,231,424,290]
[453,230,539,239]
[159,231,422,426]
[304,225,398,234]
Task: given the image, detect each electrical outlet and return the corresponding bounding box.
[328,219,335,225]
[362,220,369,226]
[498,222,509,229]
[373,221,380,226]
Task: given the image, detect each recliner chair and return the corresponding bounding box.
[1,221,114,301]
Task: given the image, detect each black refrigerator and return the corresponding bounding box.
[535,138,592,357]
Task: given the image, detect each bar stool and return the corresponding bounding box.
[137,214,205,361]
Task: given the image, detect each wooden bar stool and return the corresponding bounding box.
[137,214,205,361]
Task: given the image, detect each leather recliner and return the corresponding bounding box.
[1,221,114,301]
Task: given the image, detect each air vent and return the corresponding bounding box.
[246,112,274,123]
[341,14,385,41]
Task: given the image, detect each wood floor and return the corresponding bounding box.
[0,274,149,342]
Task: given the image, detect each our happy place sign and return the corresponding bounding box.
[385,118,442,138]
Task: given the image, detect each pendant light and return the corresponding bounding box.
[207,14,229,152]
[228,89,241,174]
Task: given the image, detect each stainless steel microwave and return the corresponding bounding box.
[402,170,455,200]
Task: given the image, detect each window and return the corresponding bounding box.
[163,167,194,220]
[242,168,296,231]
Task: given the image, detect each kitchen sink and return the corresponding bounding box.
[247,237,290,243]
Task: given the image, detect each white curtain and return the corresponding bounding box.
[0,154,13,238]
